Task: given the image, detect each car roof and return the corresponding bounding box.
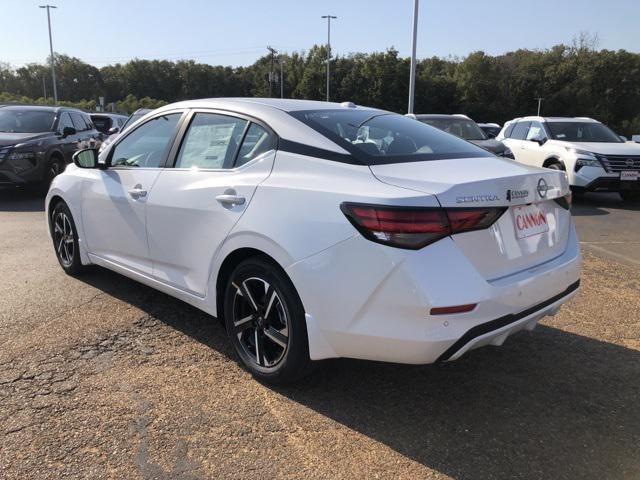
[1,104,85,114]
[151,98,383,155]
[412,114,472,120]
[91,112,127,118]
[508,116,599,124]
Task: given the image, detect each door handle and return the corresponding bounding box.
[128,184,147,200]
[216,193,245,207]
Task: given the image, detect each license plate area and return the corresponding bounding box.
[512,203,549,239]
[620,171,639,181]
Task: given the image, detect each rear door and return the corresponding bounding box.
[146,110,277,297]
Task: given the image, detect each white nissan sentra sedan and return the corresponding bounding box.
[46,98,580,384]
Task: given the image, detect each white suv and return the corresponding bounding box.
[497,116,640,202]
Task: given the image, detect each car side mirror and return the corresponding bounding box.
[62,126,76,137]
[108,126,120,135]
[73,148,99,169]
[530,135,547,146]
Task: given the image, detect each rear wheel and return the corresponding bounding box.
[223,257,311,384]
[620,190,640,203]
[50,201,85,275]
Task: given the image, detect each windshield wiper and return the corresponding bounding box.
[348,113,391,130]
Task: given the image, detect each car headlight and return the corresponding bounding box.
[575,158,601,167]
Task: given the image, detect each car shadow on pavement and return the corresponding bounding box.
[0,188,45,212]
[77,267,640,480]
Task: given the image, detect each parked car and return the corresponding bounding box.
[497,116,640,202]
[90,113,128,139]
[99,108,154,153]
[0,105,100,189]
[46,98,580,384]
[478,122,502,138]
[410,114,514,158]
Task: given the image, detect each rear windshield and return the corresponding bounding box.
[547,122,622,143]
[289,110,492,165]
[419,117,487,141]
[0,109,55,133]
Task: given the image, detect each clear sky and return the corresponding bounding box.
[1,0,638,68]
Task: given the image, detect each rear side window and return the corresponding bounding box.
[510,121,531,140]
[175,113,247,169]
[235,123,276,167]
[289,110,491,165]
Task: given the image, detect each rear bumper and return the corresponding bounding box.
[288,223,581,364]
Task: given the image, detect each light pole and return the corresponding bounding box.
[280,56,285,99]
[39,5,58,104]
[408,0,419,114]
[321,15,337,102]
[267,46,277,98]
[535,97,544,116]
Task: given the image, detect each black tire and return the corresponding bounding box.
[223,256,312,384]
[546,162,563,171]
[50,201,85,275]
[38,156,64,194]
[620,191,640,203]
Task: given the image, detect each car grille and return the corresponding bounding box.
[597,155,640,173]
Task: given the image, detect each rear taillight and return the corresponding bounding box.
[341,203,506,249]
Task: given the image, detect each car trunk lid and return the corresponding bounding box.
[370,157,572,281]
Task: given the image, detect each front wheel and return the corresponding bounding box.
[50,201,85,275]
[620,190,640,203]
[223,257,312,384]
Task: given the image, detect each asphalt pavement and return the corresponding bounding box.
[0,187,638,480]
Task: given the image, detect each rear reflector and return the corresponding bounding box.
[341,203,506,249]
[430,304,477,315]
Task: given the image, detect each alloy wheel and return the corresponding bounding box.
[53,211,75,268]
[231,276,289,368]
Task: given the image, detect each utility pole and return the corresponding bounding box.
[408,0,419,114]
[280,56,285,99]
[39,5,58,104]
[266,46,277,98]
[535,97,543,116]
[321,15,337,102]
[42,75,47,101]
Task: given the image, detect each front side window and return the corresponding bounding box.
[289,110,491,165]
[420,118,487,141]
[510,121,531,140]
[547,122,622,143]
[0,109,55,133]
[58,112,75,132]
[70,112,88,131]
[526,121,547,141]
[92,116,111,134]
[110,113,181,168]
[176,113,247,169]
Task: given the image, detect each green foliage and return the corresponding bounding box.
[1,43,640,134]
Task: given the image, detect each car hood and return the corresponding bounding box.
[551,140,640,155]
[0,132,52,147]
[469,138,507,154]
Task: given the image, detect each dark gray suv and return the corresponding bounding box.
[0,105,100,190]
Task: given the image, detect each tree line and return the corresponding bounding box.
[1,40,639,135]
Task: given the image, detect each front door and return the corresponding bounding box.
[81,112,183,275]
[146,111,277,296]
